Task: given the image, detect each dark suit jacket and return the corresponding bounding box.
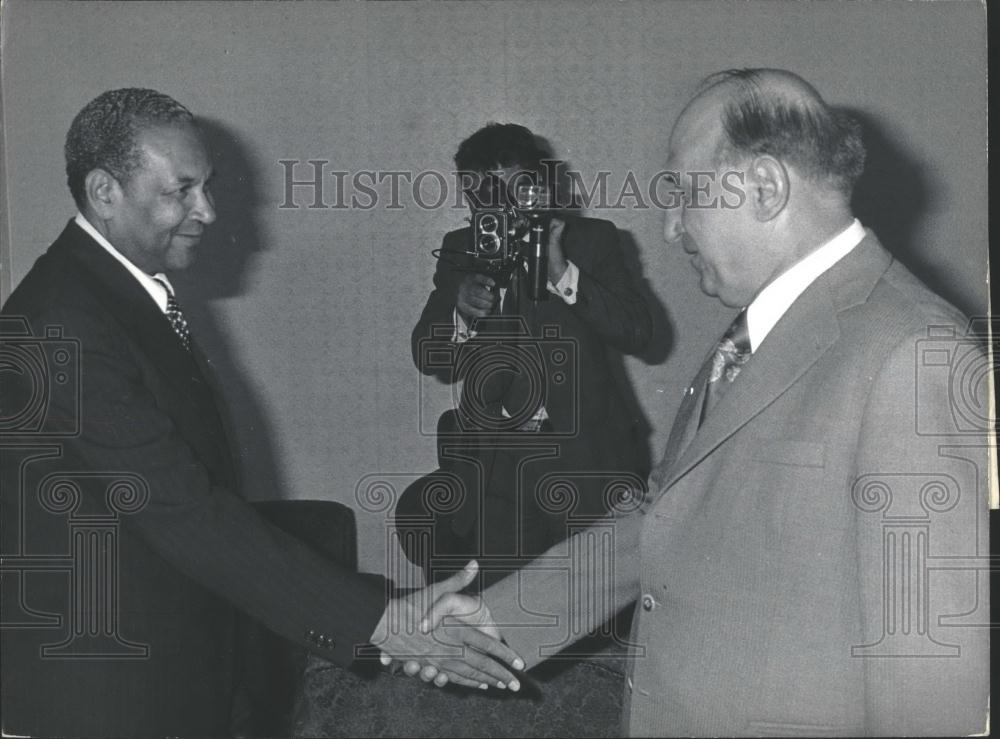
[484,233,990,736]
[0,221,387,737]
[411,215,652,533]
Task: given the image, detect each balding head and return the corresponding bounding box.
[694,68,866,198]
[663,69,865,308]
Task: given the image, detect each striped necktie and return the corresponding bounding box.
[153,278,191,351]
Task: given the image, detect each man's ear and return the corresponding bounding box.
[84,169,120,219]
[748,155,789,222]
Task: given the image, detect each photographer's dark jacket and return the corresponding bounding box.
[0,220,386,737]
[411,215,653,533]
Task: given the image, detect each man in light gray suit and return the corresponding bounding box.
[416,69,990,736]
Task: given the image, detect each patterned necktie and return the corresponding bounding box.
[153,278,191,351]
[698,309,751,426]
[648,310,752,492]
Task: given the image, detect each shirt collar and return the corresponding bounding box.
[74,212,174,313]
[745,218,866,353]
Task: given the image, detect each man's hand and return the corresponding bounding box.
[457,273,498,322]
[401,573,513,689]
[370,560,524,691]
[546,217,569,285]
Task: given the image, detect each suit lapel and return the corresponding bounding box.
[54,222,204,383]
[52,222,232,475]
[650,354,712,490]
[655,232,892,497]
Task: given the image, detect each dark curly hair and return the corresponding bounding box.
[65,88,194,208]
[453,122,550,173]
[702,69,866,197]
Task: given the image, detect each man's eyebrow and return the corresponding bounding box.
[173,170,214,185]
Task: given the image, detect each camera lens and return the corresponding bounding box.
[516,184,540,208]
[479,234,500,255]
[479,213,498,233]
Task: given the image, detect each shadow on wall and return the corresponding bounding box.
[174,117,288,502]
[848,109,973,316]
[538,134,675,477]
[613,228,673,478]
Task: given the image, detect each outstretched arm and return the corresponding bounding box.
[417,512,645,676]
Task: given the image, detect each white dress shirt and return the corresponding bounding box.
[74,212,175,313]
[745,219,866,352]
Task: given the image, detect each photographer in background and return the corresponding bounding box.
[396,123,652,587]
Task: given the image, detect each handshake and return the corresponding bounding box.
[369,560,524,692]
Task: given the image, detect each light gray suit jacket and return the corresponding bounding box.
[484,233,990,736]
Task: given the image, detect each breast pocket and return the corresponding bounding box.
[747,439,827,550]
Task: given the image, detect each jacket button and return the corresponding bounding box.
[306,629,317,642]
[641,594,656,611]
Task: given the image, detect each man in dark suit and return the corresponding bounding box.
[419,70,990,734]
[0,88,521,737]
[396,123,652,587]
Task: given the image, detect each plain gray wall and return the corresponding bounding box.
[0,0,987,575]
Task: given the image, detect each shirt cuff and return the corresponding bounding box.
[547,260,579,305]
[452,307,477,343]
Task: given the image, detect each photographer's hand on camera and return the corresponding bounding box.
[546,216,569,285]
[457,273,499,323]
